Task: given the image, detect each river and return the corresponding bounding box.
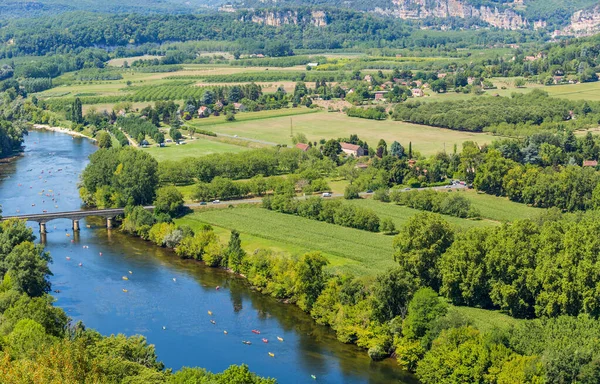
[0,130,415,384]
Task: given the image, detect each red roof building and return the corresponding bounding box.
[340,142,364,157]
[583,160,598,167]
[295,143,310,152]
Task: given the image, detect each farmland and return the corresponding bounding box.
[142,136,248,161]
[187,111,496,155]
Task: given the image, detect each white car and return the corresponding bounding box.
[212,200,221,204]
[322,192,332,197]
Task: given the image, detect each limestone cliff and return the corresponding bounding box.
[384,0,529,30]
[246,10,328,27]
[553,7,600,38]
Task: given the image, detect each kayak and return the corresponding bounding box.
[268,352,275,357]
[311,375,317,380]
[262,338,268,343]
[208,311,213,316]
[242,341,252,345]
[210,320,216,325]
[252,330,261,334]
[277,336,284,342]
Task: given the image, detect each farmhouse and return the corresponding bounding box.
[412,89,424,97]
[295,143,310,152]
[374,91,387,101]
[198,106,209,117]
[583,160,598,167]
[340,142,364,157]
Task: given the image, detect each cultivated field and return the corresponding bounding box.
[178,206,396,277]
[186,111,497,155]
[347,198,498,229]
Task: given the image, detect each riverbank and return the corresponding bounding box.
[31,124,96,141]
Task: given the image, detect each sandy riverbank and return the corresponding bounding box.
[31,124,96,142]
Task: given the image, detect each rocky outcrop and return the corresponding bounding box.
[553,7,600,38]
[248,10,328,27]
[385,0,528,30]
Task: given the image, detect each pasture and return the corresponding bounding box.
[189,111,497,155]
[142,136,247,161]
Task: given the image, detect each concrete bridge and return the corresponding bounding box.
[1,207,154,233]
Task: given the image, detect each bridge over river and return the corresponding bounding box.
[1,207,154,233]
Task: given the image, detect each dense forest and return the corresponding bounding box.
[0,10,540,60]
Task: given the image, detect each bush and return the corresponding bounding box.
[344,184,360,199]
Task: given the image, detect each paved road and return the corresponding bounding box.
[215,132,279,146]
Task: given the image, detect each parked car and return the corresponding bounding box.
[403,187,411,191]
[200,202,207,206]
[366,190,373,193]
[212,200,221,204]
[322,192,332,197]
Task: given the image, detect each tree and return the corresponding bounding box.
[153,186,184,217]
[514,78,526,88]
[169,128,182,143]
[225,112,236,122]
[371,267,416,322]
[393,212,454,291]
[390,141,405,158]
[402,287,448,341]
[96,131,112,149]
[5,319,53,360]
[430,80,447,93]
[322,139,342,162]
[380,218,397,235]
[416,327,491,384]
[295,252,329,311]
[226,230,245,273]
[71,98,83,124]
[344,184,360,199]
[3,242,52,297]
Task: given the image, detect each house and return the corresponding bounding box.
[408,159,417,167]
[583,160,598,167]
[340,142,364,157]
[256,54,265,58]
[374,91,387,101]
[553,76,564,84]
[295,143,310,152]
[198,106,209,117]
[437,73,447,79]
[233,103,245,111]
[412,88,424,97]
[364,75,373,83]
[215,100,224,110]
[414,80,423,87]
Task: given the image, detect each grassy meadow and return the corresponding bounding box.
[190,111,496,155]
[141,136,248,161]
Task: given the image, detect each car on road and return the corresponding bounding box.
[199,202,207,206]
[403,188,411,191]
[445,185,452,189]
[212,200,221,204]
[366,190,373,193]
[322,192,332,197]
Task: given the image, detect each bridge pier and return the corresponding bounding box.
[39,222,46,234]
[73,220,80,231]
[107,217,113,229]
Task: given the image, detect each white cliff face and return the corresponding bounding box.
[248,10,328,27]
[385,0,528,30]
[554,7,600,38]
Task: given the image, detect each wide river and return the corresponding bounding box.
[0,130,415,383]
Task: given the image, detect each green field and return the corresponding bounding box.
[177,206,397,276]
[451,306,522,333]
[176,200,505,277]
[347,197,498,229]
[188,111,496,155]
[460,190,544,222]
[142,137,247,161]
